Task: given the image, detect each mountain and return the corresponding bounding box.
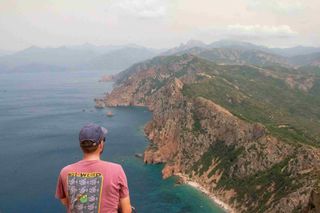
[66,43,123,54]
[167,46,291,67]
[164,40,320,68]
[209,39,267,51]
[67,42,161,55]
[83,47,158,70]
[290,52,320,67]
[0,46,98,71]
[209,40,320,57]
[1,40,319,73]
[7,63,65,73]
[0,45,159,72]
[98,54,320,212]
[197,48,291,67]
[162,39,207,55]
[271,46,320,57]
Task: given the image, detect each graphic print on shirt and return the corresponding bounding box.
[67,172,103,213]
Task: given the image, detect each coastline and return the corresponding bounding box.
[176,173,236,213]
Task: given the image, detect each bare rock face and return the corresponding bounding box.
[143,147,163,164]
[99,74,114,82]
[162,164,180,179]
[94,98,105,108]
[101,55,320,212]
[304,187,320,213]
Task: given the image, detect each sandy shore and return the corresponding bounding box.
[176,173,236,213]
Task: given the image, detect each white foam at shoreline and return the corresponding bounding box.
[177,173,236,213]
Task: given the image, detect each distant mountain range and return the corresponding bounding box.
[1,40,320,72]
[209,40,320,57]
[162,40,320,57]
[0,44,159,73]
[81,47,158,70]
[163,40,320,68]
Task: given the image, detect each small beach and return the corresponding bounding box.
[177,173,236,213]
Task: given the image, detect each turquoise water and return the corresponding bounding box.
[0,70,224,213]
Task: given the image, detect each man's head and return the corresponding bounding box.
[79,123,108,154]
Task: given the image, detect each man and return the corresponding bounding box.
[55,123,132,213]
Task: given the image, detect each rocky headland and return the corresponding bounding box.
[99,74,114,82]
[97,54,320,212]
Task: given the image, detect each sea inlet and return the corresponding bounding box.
[0,69,224,213]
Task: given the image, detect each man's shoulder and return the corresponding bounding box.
[100,161,126,177]
[59,161,80,173]
[100,160,123,170]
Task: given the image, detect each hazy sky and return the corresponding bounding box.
[0,0,319,51]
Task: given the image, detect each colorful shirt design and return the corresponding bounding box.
[68,172,103,213]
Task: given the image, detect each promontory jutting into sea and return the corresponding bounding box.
[1,1,320,212]
[94,40,320,212]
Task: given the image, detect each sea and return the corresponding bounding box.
[0,69,225,213]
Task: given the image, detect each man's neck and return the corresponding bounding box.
[83,153,100,161]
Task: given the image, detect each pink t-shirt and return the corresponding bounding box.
[55,160,129,213]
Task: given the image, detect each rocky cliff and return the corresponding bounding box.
[99,54,320,212]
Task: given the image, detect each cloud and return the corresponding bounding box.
[246,0,304,15]
[187,24,299,46]
[226,24,298,38]
[106,0,168,19]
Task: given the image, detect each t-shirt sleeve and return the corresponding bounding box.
[55,172,66,199]
[118,166,129,199]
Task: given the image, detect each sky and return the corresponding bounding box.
[0,0,319,51]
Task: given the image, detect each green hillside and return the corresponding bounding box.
[182,57,320,146]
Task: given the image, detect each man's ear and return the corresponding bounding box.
[99,141,104,149]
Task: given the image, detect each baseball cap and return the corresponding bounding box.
[79,123,108,146]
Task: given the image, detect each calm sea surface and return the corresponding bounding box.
[0,70,224,213]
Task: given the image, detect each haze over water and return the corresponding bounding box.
[0,70,224,213]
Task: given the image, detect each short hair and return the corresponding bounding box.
[80,140,99,153]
